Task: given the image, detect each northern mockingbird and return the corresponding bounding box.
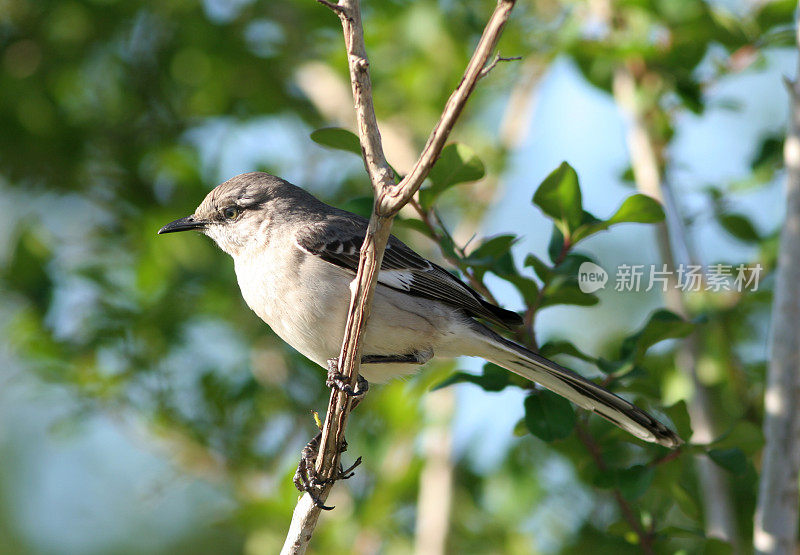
[159,172,681,451]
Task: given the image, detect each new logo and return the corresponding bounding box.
[578,262,608,293]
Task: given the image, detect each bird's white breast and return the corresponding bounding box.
[231,239,465,382]
[233,242,352,368]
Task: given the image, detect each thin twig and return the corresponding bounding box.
[479,54,522,79]
[408,198,500,305]
[377,0,517,215]
[280,2,517,553]
[650,446,683,468]
[315,0,345,14]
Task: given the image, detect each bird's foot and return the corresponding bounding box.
[293,432,329,509]
[293,430,363,511]
[326,358,370,400]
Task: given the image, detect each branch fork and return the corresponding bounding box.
[315,0,345,15]
[281,1,517,553]
[479,54,523,79]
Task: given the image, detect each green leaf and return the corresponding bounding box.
[620,310,694,362]
[420,143,485,209]
[618,465,655,501]
[664,400,693,440]
[578,209,602,228]
[431,363,509,392]
[596,357,628,375]
[751,135,783,174]
[532,162,583,236]
[718,213,761,243]
[607,194,665,225]
[524,252,601,307]
[465,235,517,264]
[310,127,362,156]
[429,143,485,186]
[571,194,665,243]
[523,389,575,441]
[707,448,747,475]
[538,340,595,364]
[676,77,703,114]
[711,421,763,454]
[524,253,552,283]
[540,282,599,308]
[594,464,655,501]
[438,230,457,260]
[547,225,566,263]
[3,230,53,314]
[553,252,596,277]
[512,418,528,437]
[620,166,635,183]
[393,217,432,237]
[464,235,518,278]
[669,483,701,520]
[502,274,539,305]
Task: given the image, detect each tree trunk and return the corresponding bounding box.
[753,11,800,553]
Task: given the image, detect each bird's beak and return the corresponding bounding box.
[158,215,207,235]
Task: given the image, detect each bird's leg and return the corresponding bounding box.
[293,357,367,511]
[325,357,370,402]
[297,352,429,509]
[325,350,432,400]
[293,430,363,510]
[361,349,433,365]
[293,431,333,510]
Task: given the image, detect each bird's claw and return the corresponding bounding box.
[293,431,362,511]
[326,358,369,399]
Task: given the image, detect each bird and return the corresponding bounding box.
[158,172,682,451]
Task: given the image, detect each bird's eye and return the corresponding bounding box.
[223,206,239,220]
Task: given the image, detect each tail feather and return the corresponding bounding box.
[477,331,682,448]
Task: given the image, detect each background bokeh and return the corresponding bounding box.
[0,0,794,553]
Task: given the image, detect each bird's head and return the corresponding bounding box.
[158,172,300,256]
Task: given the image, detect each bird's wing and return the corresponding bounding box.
[295,216,521,328]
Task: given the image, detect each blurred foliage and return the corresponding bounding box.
[0,0,793,553]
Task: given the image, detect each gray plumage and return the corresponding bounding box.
[159,172,682,448]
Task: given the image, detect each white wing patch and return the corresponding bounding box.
[378,269,414,291]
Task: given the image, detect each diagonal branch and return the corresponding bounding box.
[281,1,517,553]
[378,1,517,215]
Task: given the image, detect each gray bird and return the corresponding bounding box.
[159,172,682,450]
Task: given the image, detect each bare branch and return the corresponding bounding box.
[754,10,800,554]
[377,0,517,215]
[280,1,517,553]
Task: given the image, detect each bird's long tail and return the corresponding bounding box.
[475,329,682,448]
